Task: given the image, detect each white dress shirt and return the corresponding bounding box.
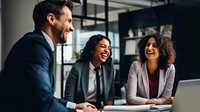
[87,61,103,102]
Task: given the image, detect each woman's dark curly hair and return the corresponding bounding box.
[137,33,176,69]
[77,34,112,65]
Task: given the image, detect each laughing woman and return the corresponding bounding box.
[64,34,114,109]
[127,33,176,105]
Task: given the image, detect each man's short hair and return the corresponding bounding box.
[33,0,73,28]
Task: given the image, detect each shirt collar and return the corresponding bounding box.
[89,61,101,70]
[41,31,54,51]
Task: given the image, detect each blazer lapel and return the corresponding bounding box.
[81,62,89,100]
[141,62,150,98]
[157,69,165,97]
[33,29,55,89]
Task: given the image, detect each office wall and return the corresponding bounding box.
[1,0,37,66]
[172,3,200,94]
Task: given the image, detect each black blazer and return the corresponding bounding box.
[0,29,76,112]
[64,61,115,105]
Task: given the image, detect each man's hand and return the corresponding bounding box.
[82,106,99,112]
[76,102,97,110]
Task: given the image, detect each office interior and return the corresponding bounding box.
[1,0,200,104]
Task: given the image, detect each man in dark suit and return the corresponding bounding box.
[0,0,97,112]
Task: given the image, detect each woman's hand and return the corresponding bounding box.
[163,96,174,104]
[146,96,174,105]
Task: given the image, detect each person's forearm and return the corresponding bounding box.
[145,96,174,105]
[145,99,163,105]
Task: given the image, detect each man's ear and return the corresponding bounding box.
[47,13,55,26]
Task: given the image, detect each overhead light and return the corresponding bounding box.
[71,0,81,6]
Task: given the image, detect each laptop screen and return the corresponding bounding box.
[171,79,200,112]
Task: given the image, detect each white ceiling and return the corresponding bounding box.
[85,0,169,24]
[109,0,167,7]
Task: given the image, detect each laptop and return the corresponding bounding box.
[171,78,200,112]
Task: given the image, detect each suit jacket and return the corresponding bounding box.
[64,61,115,105]
[126,61,175,105]
[0,29,76,112]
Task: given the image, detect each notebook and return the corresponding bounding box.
[150,104,172,111]
[171,78,200,112]
[103,105,151,112]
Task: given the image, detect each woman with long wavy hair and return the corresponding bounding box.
[127,33,176,105]
[64,34,114,109]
